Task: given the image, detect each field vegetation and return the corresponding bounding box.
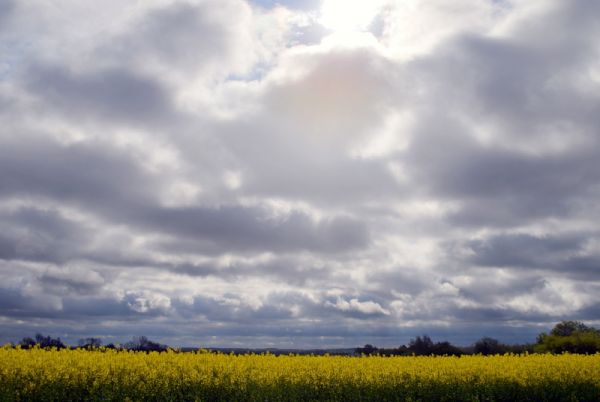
[1,346,600,401]
[3,321,600,401]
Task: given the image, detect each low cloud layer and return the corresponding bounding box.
[1,0,600,347]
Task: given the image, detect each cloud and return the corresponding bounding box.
[0,206,92,264]
[1,0,600,347]
[325,297,390,317]
[0,0,14,26]
[24,64,175,127]
[102,0,265,80]
[40,267,105,295]
[131,205,370,254]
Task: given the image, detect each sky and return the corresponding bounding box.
[1,0,600,348]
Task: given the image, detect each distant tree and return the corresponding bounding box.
[536,321,600,354]
[507,343,534,354]
[550,321,594,337]
[374,345,409,356]
[408,335,434,355]
[17,334,66,349]
[355,344,378,355]
[34,333,66,349]
[536,332,600,354]
[358,342,460,357]
[19,336,36,349]
[535,332,547,345]
[78,337,102,349]
[474,337,505,355]
[125,336,167,352]
[431,341,463,356]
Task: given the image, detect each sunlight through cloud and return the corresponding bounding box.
[319,0,385,33]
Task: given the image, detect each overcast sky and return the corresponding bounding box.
[1,0,600,348]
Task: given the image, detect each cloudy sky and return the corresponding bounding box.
[1,0,600,348]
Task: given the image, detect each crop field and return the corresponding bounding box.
[1,347,600,401]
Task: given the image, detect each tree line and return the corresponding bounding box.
[356,320,600,356]
[16,334,168,352]
[355,335,531,356]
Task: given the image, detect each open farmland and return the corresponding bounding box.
[1,347,600,401]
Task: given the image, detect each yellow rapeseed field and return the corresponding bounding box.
[1,346,599,401]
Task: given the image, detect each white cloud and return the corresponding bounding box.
[381,0,507,59]
[326,297,390,316]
